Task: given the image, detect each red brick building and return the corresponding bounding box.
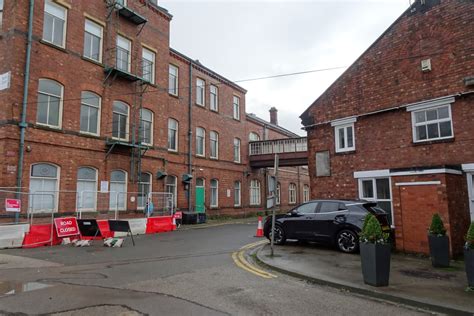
[300,0,474,256]
[0,0,308,220]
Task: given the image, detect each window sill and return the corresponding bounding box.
[210,157,219,160]
[195,155,206,159]
[195,103,205,108]
[169,93,179,99]
[40,39,68,54]
[81,56,104,67]
[412,137,455,146]
[34,123,62,132]
[168,149,179,154]
[335,149,356,155]
[79,132,101,139]
[233,118,241,122]
[210,109,219,113]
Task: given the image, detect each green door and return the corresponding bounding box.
[195,187,205,213]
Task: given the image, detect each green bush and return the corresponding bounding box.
[466,222,474,250]
[428,213,446,236]
[359,214,389,244]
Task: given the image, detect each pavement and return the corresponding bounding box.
[256,241,474,315]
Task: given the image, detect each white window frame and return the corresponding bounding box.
[250,179,261,206]
[137,172,152,210]
[249,132,260,141]
[112,101,129,141]
[0,0,4,28]
[116,35,131,72]
[168,118,178,152]
[37,79,64,129]
[233,96,240,120]
[210,179,218,208]
[358,177,394,227]
[210,84,218,111]
[29,163,60,213]
[84,19,103,62]
[166,175,177,208]
[196,78,205,106]
[289,183,297,204]
[331,118,356,153]
[210,131,219,159]
[233,138,241,163]
[196,127,205,157]
[43,0,67,48]
[80,91,101,136]
[109,170,127,211]
[76,167,98,212]
[234,181,241,207]
[303,185,310,203]
[139,109,153,146]
[169,64,179,96]
[410,104,454,143]
[142,47,155,84]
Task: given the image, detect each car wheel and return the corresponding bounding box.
[336,229,359,253]
[270,225,286,245]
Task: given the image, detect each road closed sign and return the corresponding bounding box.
[54,217,80,237]
[5,199,21,212]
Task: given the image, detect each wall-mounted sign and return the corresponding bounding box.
[5,199,21,212]
[0,71,11,91]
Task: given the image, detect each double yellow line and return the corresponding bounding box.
[231,240,277,279]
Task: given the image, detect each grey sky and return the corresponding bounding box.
[160,0,410,135]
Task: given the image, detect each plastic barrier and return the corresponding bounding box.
[22,224,61,248]
[128,218,147,235]
[97,220,114,238]
[146,216,175,234]
[0,224,30,248]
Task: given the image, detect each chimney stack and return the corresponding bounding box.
[269,107,278,125]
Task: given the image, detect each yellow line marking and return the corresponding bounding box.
[232,240,277,279]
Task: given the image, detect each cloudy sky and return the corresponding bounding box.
[160,0,410,135]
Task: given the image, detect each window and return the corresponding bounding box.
[139,109,153,145]
[110,170,127,211]
[76,167,97,211]
[233,96,240,120]
[196,127,205,156]
[210,131,218,159]
[335,124,355,152]
[249,132,260,141]
[138,173,151,210]
[289,183,297,204]
[250,180,261,206]
[169,65,178,96]
[295,202,318,214]
[29,163,59,212]
[210,179,218,207]
[234,181,241,207]
[116,35,131,72]
[411,105,453,142]
[168,118,178,151]
[0,0,4,28]
[210,85,218,111]
[166,176,177,208]
[319,202,340,213]
[303,185,310,203]
[112,101,129,141]
[142,47,155,83]
[80,91,100,135]
[43,0,67,47]
[359,177,393,224]
[276,182,281,205]
[196,78,205,106]
[84,19,103,62]
[37,79,63,128]
[233,138,241,163]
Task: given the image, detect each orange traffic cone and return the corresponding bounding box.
[255,216,264,237]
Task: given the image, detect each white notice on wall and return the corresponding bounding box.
[226,189,231,197]
[0,71,11,91]
[100,181,109,193]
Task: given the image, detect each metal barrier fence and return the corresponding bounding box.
[0,189,55,224]
[148,192,174,217]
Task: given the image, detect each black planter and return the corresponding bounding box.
[360,242,391,287]
[465,247,474,288]
[428,235,450,267]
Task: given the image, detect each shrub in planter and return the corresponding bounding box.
[359,214,391,287]
[465,222,474,289]
[428,213,449,267]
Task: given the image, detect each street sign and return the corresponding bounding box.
[174,211,183,219]
[5,199,21,212]
[54,217,80,237]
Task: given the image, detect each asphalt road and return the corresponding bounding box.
[0,222,433,315]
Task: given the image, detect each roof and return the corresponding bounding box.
[246,113,300,138]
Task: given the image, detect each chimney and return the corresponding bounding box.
[269,107,278,125]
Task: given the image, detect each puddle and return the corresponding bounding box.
[0,281,52,296]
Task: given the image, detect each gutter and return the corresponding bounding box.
[15,0,34,222]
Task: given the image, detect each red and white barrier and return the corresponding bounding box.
[0,224,30,248]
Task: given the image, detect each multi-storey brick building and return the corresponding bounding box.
[0,0,309,221]
[300,0,474,256]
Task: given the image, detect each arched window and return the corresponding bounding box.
[37,79,63,128]
[29,163,59,212]
[196,127,205,156]
[139,109,153,145]
[233,138,241,163]
[210,179,218,207]
[76,167,97,211]
[166,175,177,208]
[210,131,218,159]
[303,185,310,203]
[80,91,101,135]
[138,172,152,209]
[168,118,178,151]
[250,179,261,206]
[109,170,127,210]
[234,181,241,207]
[289,183,297,204]
[276,182,281,205]
[249,132,260,141]
[112,101,129,140]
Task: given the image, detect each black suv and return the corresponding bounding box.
[263,200,391,253]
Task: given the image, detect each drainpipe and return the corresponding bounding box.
[15,0,35,222]
[187,62,193,212]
